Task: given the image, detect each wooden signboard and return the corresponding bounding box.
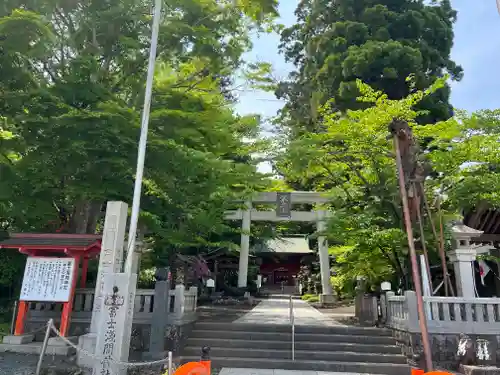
[20,257,75,302]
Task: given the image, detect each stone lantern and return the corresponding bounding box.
[448,223,493,297]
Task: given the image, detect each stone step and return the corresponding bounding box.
[194,322,392,336]
[183,346,407,363]
[261,294,302,300]
[185,337,403,354]
[189,330,396,345]
[180,356,410,375]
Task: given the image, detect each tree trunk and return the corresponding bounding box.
[68,200,103,234]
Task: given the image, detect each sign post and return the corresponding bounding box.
[13,257,77,338]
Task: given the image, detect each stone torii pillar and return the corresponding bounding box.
[317,210,334,303]
[238,201,251,288]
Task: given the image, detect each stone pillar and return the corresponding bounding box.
[174,284,185,319]
[78,201,128,369]
[448,249,476,298]
[131,251,141,274]
[147,269,171,358]
[317,210,334,302]
[238,201,251,288]
[91,201,128,332]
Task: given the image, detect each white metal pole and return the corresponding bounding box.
[497,0,500,15]
[124,0,162,274]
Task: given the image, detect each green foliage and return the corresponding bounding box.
[415,110,500,210]
[280,79,447,293]
[0,0,278,274]
[301,293,319,303]
[277,0,462,144]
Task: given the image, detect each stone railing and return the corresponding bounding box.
[386,291,500,334]
[26,284,198,327]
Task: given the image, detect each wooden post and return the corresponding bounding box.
[60,256,80,337]
[80,257,89,289]
[14,300,29,335]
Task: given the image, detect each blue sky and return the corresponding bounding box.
[235,0,500,174]
[235,0,500,122]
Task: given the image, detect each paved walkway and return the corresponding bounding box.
[220,369,372,375]
[233,298,343,326]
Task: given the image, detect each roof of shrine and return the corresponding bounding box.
[464,205,500,242]
[0,233,102,254]
[256,236,312,254]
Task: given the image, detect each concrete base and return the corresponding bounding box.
[461,365,500,375]
[0,342,76,356]
[2,334,34,344]
[77,333,97,368]
[47,336,77,346]
[143,350,169,361]
[319,294,336,305]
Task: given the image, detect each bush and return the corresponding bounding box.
[301,294,319,303]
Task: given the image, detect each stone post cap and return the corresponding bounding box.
[451,223,484,239]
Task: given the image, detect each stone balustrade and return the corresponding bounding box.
[26,284,198,329]
[386,291,500,334]
[383,291,500,369]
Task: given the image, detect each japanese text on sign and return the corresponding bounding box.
[20,257,75,302]
[276,192,292,218]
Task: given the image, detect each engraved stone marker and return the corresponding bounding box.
[93,273,137,375]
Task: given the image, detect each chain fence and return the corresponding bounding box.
[3,319,210,375]
[40,320,208,375]
[48,321,175,374]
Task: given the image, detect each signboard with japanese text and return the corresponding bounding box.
[276,192,292,218]
[20,257,75,302]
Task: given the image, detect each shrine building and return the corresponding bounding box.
[254,236,313,294]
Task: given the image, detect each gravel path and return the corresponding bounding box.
[0,353,38,375]
[0,352,81,375]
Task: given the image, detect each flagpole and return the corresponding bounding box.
[124,0,162,274]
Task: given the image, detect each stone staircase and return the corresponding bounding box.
[181,321,410,374]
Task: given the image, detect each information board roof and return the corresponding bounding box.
[0,233,102,255]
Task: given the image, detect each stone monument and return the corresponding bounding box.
[78,201,128,368]
[93,272,137,375]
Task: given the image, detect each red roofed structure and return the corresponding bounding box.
[0,233,102,337]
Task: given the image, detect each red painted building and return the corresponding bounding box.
[255,237,313,292]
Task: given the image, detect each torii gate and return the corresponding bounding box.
[225,191,335,303]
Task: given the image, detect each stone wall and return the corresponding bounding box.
[392,330,500,370]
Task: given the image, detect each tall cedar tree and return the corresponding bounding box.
[277,0,463,142]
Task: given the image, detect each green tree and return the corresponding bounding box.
[281,79,447,294]
[0,0,277,263]
[415,109,500,211]
[277,0,463,143]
